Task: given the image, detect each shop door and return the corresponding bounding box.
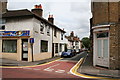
[97,38,109,67]
[22,39,28,61]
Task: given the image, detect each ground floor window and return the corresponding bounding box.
[41,40,48,52]
[55,43,58,53]
[2,40,17,53]
[59,44,62,52]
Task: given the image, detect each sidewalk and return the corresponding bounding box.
[0,56,60,66]
[77,52,120,79]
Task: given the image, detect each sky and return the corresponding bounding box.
[7,0,92,39]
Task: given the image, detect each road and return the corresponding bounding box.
[1,52,93,80]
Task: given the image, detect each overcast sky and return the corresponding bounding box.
[7,0,92,39]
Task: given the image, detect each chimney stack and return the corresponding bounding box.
[70,31,74,37]
[31,4,43,17]
[48,15,54,24]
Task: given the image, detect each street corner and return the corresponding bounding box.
[0,58,63,69]
[70,58,113,80]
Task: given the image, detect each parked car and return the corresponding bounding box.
[61,49,76,58]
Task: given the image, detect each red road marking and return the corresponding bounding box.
[2,61,79,78]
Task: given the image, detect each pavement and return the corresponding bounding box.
[0,56,61,66]
[77,52,120,79]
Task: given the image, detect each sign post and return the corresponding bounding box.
[30,38,34,62]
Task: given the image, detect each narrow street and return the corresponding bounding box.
[1,52,92,79]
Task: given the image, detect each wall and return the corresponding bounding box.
[110,24,120,69]
[32,18,52,60]
[92,2,109,25]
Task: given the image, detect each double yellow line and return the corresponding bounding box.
[70,58,117,80]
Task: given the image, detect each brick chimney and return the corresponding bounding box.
[48,15,54,24]
[70,31,74,37]
[31,4,43,17]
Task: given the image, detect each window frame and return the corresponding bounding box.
[41,40,48,52]
[2,40,17,53]
[40,22,44,34]
[0,19,5,30]
[47,25,50,36]
[54,28,57,37]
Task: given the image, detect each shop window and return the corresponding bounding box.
[55,43,58,53]
[47,25,50,36]
[97,32,108,38]
[41,40,48,52]
[2,40,17,53]
[40,22,44,34]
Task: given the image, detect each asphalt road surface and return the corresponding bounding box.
[1,52,93,80]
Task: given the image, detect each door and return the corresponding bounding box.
[96,32,109,67]
[22,39,28,61]
[97,38,109,67]
[52,43,54,57]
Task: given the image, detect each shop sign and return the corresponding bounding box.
[0,31,30,37]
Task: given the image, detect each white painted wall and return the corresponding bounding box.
[5,17,34,36]
[33,18,52,55]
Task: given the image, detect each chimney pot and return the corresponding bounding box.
[32,4,43,17]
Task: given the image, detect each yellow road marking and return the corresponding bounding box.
[70,58,116,80]
[0,58,62,68]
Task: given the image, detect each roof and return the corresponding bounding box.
[2,9,66,33]
[65,36,80,42]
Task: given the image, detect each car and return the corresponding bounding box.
[61,49,76,58]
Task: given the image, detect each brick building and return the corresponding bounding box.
[91,1,120,69]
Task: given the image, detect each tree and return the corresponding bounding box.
[81,37,90,49]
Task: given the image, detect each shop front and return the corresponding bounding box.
[0,30,32,61]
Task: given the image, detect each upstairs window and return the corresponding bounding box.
[40,22,44,34]
[61,32,64,40]
[47,25,50,36]
[54,28,57,37]
[0,19,5,30]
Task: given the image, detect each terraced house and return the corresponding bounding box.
[0,4,66,62]
[91,1,120,69]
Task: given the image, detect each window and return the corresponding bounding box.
[54,28,57,37]
[61,32,64,40]
[55,43,58,53]
[41,40,48,52]
[47,25,50,36]
[2,40,17,53]
[40,22,44,34]
[0,19,5,30]
[59,44,62,52]
[97,32,108,38]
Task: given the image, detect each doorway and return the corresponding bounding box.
[22,39,28,61]
[96,32,109,67]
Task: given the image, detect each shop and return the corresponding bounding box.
[0,30,33,61]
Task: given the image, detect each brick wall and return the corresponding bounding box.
[109,24,120,69]
[92,2,120,69]
[92,2,109,25]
